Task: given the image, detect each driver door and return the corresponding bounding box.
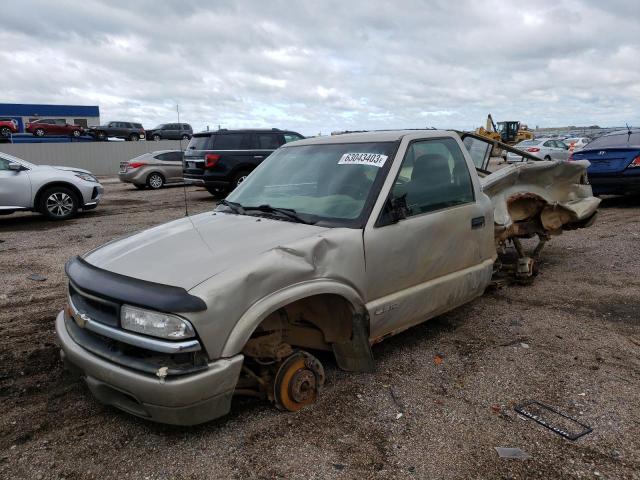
[0,156,32,208]
[363,135,494,340]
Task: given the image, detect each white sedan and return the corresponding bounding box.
[506,138,570,163]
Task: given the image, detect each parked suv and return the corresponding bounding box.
[0,152,103,220]
[119,150,184,189]
[183,128,304,196]
[0,118,18,137]
[26,119,84,137]
[87,121,145,141]
[146,123,193,141]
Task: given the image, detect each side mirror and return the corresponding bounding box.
[377,193,410,227]
[390,194,409,222]
[8,163,24,172]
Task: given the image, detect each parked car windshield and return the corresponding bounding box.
[225,142,397,226]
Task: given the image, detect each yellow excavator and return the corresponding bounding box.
[476,114,534,145]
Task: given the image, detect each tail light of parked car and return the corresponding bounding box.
[526,147,540,152]
[129,162,147,169]
[628,155,640,168]
[205,154,220,169]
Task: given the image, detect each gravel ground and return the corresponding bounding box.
[0,180,639,480]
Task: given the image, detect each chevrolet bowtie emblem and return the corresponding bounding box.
[76,312,91,328]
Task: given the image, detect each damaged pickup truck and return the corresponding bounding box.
[56,130,599,425]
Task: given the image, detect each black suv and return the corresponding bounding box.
[87,121,145,141]
[146,123,193,141]
[183,128,304,196]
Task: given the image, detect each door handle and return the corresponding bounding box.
[471,216,485,229]
[254,155,264,159]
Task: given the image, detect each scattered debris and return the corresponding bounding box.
[332,463,345,471]
[389,386,404,412]
[520,343,530,349]
[434,354,444,366]
[515,400,592,440]
[27,274,47,282]
[395,413,403,420]
[494,447,530,460]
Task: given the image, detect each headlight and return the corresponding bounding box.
[75,172,98,183]
[121,305,195,339]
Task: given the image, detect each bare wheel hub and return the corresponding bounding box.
[289,369,316,403]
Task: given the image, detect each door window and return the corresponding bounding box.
[284,133,304,143]
[0,157,12,170]
[390,138,474,217]
[462,136,492,170]
[543,140,554,147]
[213,133,252,150]
[255,133,283,149]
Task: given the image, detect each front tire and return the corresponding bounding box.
[153,134,161,141]
[544,155,551,161]
[39,186,79,220]
[96,131,107,141]
[206,186,227,199]
[147,173,164,189]
[0,127,11,137]
[34,128,45,137]
[72,130,81,137]
[181,134,190,140]
[129,133,140,141]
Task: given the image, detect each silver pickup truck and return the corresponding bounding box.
[55,130,599,425]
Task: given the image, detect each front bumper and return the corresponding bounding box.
[82,184,103,209]
[56,311,243,425]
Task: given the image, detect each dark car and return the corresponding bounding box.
[26,119,84,137]
[183,128,304,196]
[146,123,193,141]
[571,129,640,195]
[87,121,145,141]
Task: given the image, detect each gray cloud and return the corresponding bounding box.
[1,0,638,135]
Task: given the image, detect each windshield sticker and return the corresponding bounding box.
[338,152,388,168]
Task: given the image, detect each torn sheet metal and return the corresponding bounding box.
[481,160,600,241]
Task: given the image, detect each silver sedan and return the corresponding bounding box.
[506,138,570,163]
[0,152,103,220]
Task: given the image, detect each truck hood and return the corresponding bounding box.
[83,212,330,290]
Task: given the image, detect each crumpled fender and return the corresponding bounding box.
[220,279,366,357]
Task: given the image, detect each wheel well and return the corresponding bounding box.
[147,171,165,181]
[243,294,356,360]
[34,182,84,210]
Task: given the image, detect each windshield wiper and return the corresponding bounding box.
[244,204,314,225]
[218,199,245,214]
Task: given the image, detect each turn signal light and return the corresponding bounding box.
[205,154,220,168]
[526,147,540,152]
[129,162,147,169]
[629,155,640,168]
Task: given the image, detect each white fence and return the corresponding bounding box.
[0,140,186,176]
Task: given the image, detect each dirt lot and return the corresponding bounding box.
[0,180,639,479]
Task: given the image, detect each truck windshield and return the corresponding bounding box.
[224,142,396,226]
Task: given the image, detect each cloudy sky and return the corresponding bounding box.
[1,0,639,135]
